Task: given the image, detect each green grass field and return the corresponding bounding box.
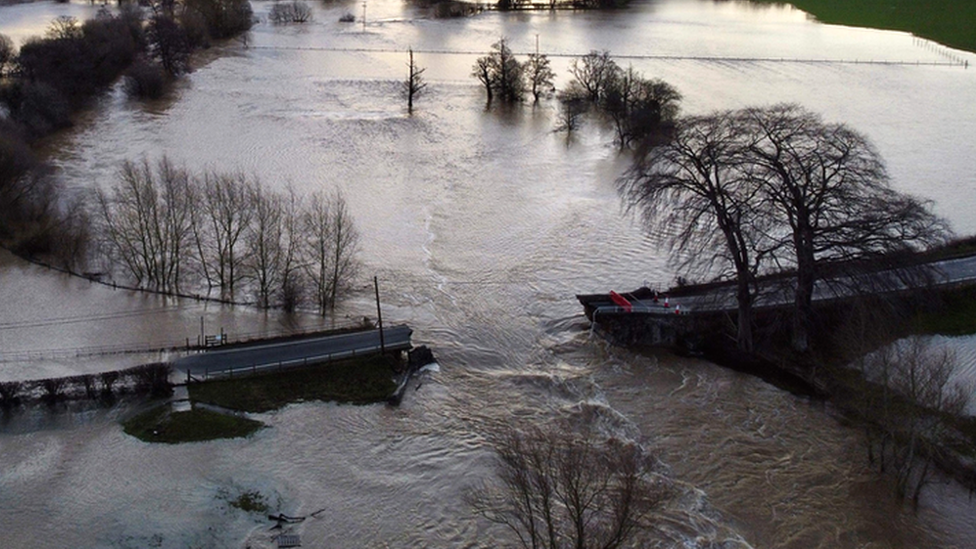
[123,406,264,443]
[756,0,976,53]
[187,354,398,413]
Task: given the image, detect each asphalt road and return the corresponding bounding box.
[598,255,976,317]
[174,325,413,374]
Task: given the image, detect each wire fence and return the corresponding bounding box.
[248,45,970,68]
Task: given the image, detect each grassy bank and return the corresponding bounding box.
[755,0,976,53]
[123,405,264,444]
[187,354,399,413]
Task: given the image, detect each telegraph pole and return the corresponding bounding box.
[374,276,385,354]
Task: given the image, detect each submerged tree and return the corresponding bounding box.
[523,51,555,103]
[568,50,619,103]
[301,189,361,315]
[858,336,971,506]
[602,66,681,148]
[196,170,255,300]
[148,14,192,76]
[471,38,525,104]
[95,157,196,292]
[402,47,427,114]
[467,425,671,549]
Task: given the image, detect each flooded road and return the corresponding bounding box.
[2,0,976,547]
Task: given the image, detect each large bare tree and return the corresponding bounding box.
[620,111,772,352]
[244,184,286,308]
[467,425,671,549]
[743,104,950,351]
[301,189,361,315]
[96,157,195,292]
[197,170,254,300]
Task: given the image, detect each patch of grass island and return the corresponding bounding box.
[187,354,400,413]
[122,353,401,443]
[123,405,264,444]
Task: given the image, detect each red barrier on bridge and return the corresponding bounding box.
[610,291,632,312]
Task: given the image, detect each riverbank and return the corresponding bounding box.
[755,0,976,53]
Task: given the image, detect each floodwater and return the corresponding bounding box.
[2,0,976,547]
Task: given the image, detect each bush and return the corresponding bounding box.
[0,381,23,407]
[40,378,67,403]
[338,12,355,22]
[130,363,173,398]
[0,80,72,139]
[124,59,169,99]
[269,1,312,24]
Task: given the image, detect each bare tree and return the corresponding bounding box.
[569,50,619,103]
[602,66,681,148]
[554,83,588,136]
[300,189,361,314]
[471,38,525,104]
[524,52,555,103]
[467,425,671,549]
[269,1,313,24]
[148,14,192,76]
[471,55,493,103]
[619,111,773,352]
[46,16,82,41]
[742,104,950,352]
[0,33,14,77]
[860,336,971,506]
[402,48,427,114]
[96,157,195,292]
[197,170,254,300]
[244,184,285,308]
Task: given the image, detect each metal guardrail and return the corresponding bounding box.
[0,320,374,364]
[186,341,412,382]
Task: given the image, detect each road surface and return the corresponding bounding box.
[587,254,976,317]
[174,325,413,375]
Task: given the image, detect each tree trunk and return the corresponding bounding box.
[736,277,754,352]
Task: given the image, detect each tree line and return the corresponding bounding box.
[0,1,253,264]
[94,158,361,314]
[472,42,681,148]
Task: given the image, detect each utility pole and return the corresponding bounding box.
[374,276,385,354]
[362,0,367,32]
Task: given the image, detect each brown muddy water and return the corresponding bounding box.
[2,0,976,547]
